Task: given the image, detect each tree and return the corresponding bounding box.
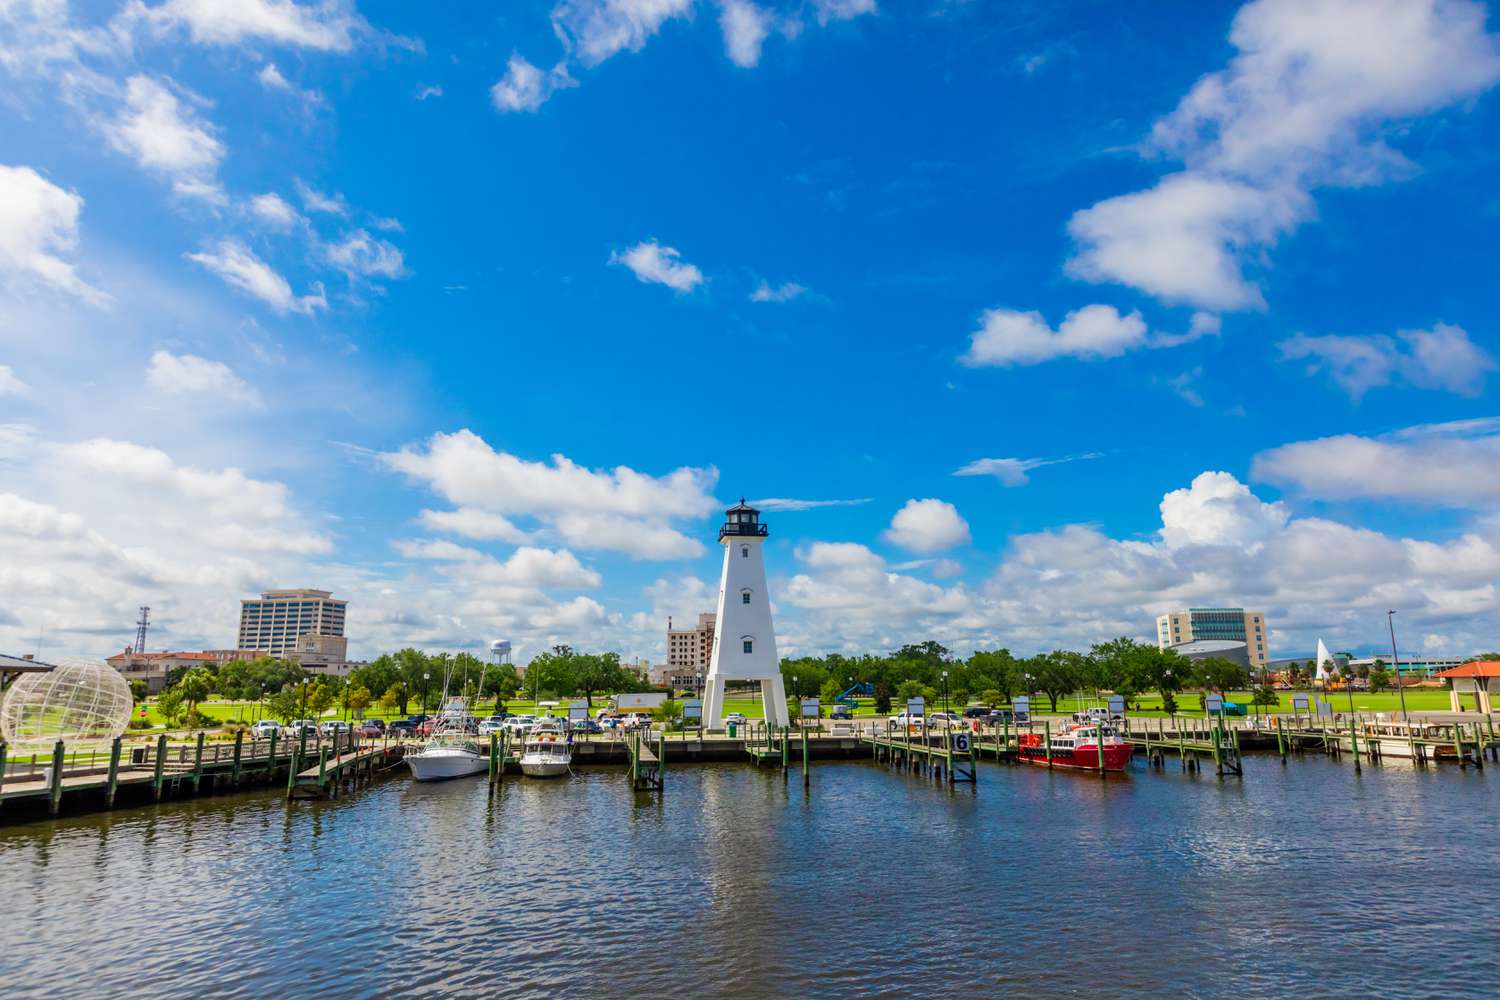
[266,685,302,724]
[379,684,403,716]
[966,649,1019,703]
[652,698,684,731]
[1251,685,1279,709]
[307,681,336,717]
[1196,657,1251,700]
[1369,667,1392,692]
[819,677,843,707]
[1030,651,1085,712]
[347,685,373,719]
[129,679,148,703]
[978,688,1002,708]
[573,652,629,708]
[157,687,186,727]
[873,680,893,715]
[177,668,215,727]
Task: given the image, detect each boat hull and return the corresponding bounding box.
[405,748,488,781]
[1017,740,1133,772]
[519,756,570,778]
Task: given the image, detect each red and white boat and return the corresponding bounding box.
[1018,722,1133,772]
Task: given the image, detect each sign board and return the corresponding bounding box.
[951,731,971,753]
[906,696,925,716]
[682,698,703,720]
[1292,693,1310,711]
[1012,696,1030,720]
[1205,695,1224,714]
[1106,695,1125,716]
[800,698,820,719]
[614,692,669,712]
[1315,698,1333,717]
[567,701,589,722]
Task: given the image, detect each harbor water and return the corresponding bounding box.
[3,757,1497,998]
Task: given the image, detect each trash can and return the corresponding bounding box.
[728,722,738,738]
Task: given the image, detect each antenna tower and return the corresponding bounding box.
[134,606,151,654]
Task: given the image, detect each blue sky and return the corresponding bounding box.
[3,0,1499,664]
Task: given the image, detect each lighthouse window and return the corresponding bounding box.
[743,639,753,654]
[741,545,748,558]
[741,590,751,604]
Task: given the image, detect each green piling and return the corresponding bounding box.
[1348,716,1361,774]
[802,725,809,789]
[317,743,328,791]
[0,742,8,811]
[781,726,789,771]
[1044,720,1052,768]
[106,736,122,808]
[489,732,498,784]
[152,733,167,800]
[48,740,65,817]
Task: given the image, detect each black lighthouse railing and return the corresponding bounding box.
[719,499,768,541]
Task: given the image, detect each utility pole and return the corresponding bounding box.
[134,606,151,654]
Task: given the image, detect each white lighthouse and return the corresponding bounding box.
[702,499,789,728]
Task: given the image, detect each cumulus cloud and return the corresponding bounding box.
[954,453,1102,487]
[248,192,300,230]
[380,429,718,559]
[144,350,262,406]
[490,54,576,112]
[105,75,224,200]
[720,0,772,67]
[1279,322,1495,399]
[883,498,971,554]
[0,164,109,306]
[394,540,602,589]
[122,0,371,52]
[1252,418,1500,506]
[418,507,532,544]
[610,239,705,293]
[551,0,694,68]
[322,228,406,280]
[960,304,1146,366]
[0,365,29,396]
[749,280,807,303]
[1067,0,1500,310]
[186,240,327,315]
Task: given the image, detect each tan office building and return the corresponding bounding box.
[1156,608,1269,668]
[665,613,715,691]
[238,588,347,658]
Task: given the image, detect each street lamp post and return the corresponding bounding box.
[941,670,950,715]
[423,671,430,714]
[1388,610,1409,722]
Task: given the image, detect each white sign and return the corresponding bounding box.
[1012,696,1030,717]
[951,732,971,753]
[1205,695,1224,714]
[1292,693,1310,711]
[567,702,589,722]
[682,698,703,720]
[800,698,820,719]
[906,697,926,716]
[1106,695,1125,716]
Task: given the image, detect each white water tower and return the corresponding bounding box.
[489,639,511,665]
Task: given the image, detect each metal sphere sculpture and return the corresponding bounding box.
[0,657,134,753]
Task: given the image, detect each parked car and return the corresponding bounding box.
[478,718,507,735]
[286,719,320,738]
[962,706,993,719]
[724,712,748,727]
[320,720,352,737]
[887,712,925,728]
[622,713,653,730]
[251,720,281,738]
[387,717,421,735]
[503,715,536,735]
[572,718,604,735]
[924,712,959,728]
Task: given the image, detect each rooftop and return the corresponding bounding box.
[1435,661,1500,678]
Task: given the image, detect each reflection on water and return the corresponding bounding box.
[2,758,1497,998]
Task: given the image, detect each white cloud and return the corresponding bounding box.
[0,164,109,306]
[813,0,876,26]
[418,507,532,544]
[749,280,807,303]
[248,192,300,230]
[1252,418,1500,506]
[1067,0,1500,311]
[720,0,772,68]
[105,75,224,199]
[416,84,443,101]
[959,304,1146,366]
[551,0,694,68]
[751,497,872,511]
[1279,322,1495,399]
[1158,470,1288,549]
[610,239,705,293]
[1164,368,1205,407]
[322,229,406,280]
[0,365,29,396]
[380,429,718,559]
[490,53,576,112]
[954,453,1102,487]
[295,180,347,216]
[123,0,370,52]
[394,540,602,590]
[256,61,323,107]
[186,240,327,315]
[144,350,262,406]
[883,498,971,554]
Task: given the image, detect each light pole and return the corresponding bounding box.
[423,671,430,714]
[1163,668,1172,715]
[941,669,950,715]
[1024,672,1033,702]
[1388,610,1408,722]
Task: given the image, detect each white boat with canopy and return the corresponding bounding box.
[519,716,572,778]
[406,688,487,782]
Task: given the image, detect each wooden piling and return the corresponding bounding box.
[48,740,65,817]
[191,732,206,793]
[0,742,7,812]
[152,733,168,801]
[105,736,122,808]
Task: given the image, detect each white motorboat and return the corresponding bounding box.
[405,697,487,782]
[519,717,572,778]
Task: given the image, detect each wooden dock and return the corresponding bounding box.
[860,726,977,783]
[287,740,406,799]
